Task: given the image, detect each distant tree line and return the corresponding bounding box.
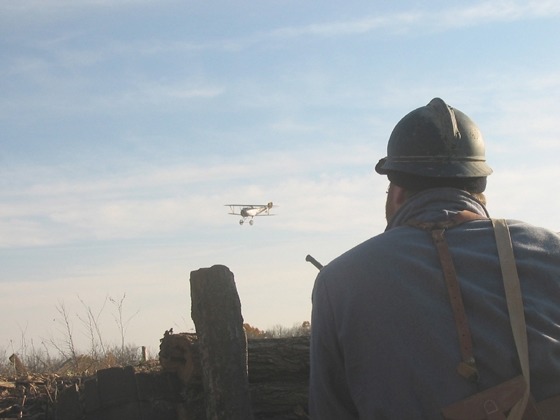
[243,321,310,339]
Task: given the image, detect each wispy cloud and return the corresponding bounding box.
[4,0,557,124]
[9,0,558,70]
[269,13,420,38]
[269,118,323,133]
[268,0,560,39]
[1,144,376,248]
[0,0,162,15]
[429,1,560,33]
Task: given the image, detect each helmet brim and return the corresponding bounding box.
[375,157,493,178]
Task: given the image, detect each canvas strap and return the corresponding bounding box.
[491,219,530,419]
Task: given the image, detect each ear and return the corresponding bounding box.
[386,183,408,222]
[389,183,407,208]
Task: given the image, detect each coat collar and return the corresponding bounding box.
[386,188,490,231]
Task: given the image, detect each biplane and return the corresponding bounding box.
[225,202,274,225]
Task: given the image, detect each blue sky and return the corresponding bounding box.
[2,0,560,355]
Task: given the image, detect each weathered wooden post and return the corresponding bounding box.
[190,265,255,420]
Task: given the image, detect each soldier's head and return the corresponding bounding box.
[376,98,492,221]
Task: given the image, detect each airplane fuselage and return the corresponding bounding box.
[241,207,262,217]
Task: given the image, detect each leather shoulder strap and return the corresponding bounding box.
[407,210,488,382]
[431,228,479,382]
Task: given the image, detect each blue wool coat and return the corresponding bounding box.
[309,188,560,419]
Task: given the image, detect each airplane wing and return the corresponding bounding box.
[224,204,266,207]
[225,202,274,216]
[225,204,243,215]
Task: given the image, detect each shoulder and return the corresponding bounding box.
[505,219,559,237]
[316,226,432,290]
[503,219,560,251]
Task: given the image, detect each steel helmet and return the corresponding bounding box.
[375,98,493,178]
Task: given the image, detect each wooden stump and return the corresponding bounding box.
[190,265,254,420]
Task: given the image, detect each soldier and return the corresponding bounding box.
[309,98,560,419]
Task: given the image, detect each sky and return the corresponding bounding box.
[2,0,560,357]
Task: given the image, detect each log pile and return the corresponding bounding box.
[50,332,309,420]
[47,264,310,419]
[159,331,310,419]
